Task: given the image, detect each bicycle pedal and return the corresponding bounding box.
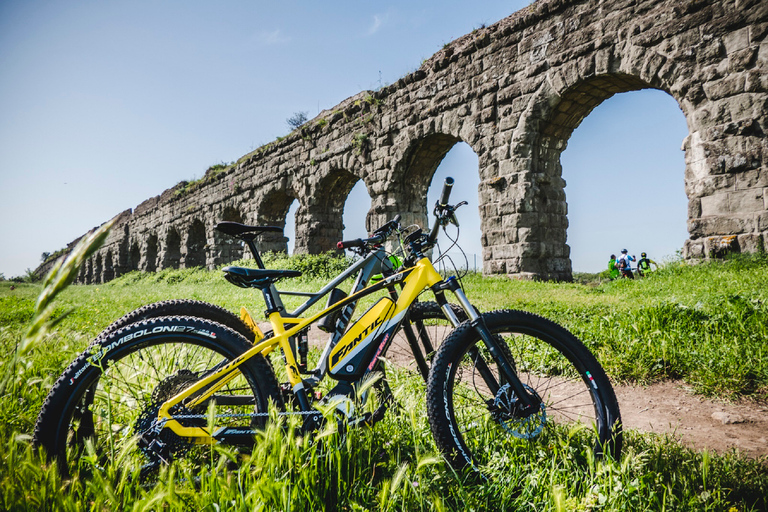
[301,412,325,433]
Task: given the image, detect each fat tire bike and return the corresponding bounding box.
[33,177,622,480]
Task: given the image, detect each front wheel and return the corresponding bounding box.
[426,310,622,473]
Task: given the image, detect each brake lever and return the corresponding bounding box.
[448,201,468,227]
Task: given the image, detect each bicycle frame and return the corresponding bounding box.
[155,256,448,444]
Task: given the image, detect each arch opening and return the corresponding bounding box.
[104,250,115,281]
[145,234,158,272]
[397,134,461,227]
[343,179,372,241]
[526,74,690,278]
[427,142,481,271]
[163,228,182,269]
[85,258,94,284]
[129,242,140,272]
[284,201,298,255]
[185,219,207,268]
[559,89,689,273]
[394,135,481,270]
[94,253,103,283]
[258,189,295,254]
[309,167,367,251]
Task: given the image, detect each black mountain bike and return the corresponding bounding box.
[33,178,622,479]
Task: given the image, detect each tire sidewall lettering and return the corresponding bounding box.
[70,324,217,385]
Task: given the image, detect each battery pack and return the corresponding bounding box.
[328,297,395,380]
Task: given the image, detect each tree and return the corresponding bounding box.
[41,252,51,262]
[23,268,38,283]
[286,111,309,130]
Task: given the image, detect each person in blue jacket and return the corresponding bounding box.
[617,249,635,279]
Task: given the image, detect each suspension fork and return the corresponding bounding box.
[434,277,540,411]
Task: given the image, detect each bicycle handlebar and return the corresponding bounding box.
[438,177,454,207]
[337,214,402,250]
[338,177,458,260]
[429,177,454,243]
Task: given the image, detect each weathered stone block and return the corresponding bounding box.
[738,233,764,253]
[700,193,730,216]
[723,27,750,54]
[703,75,746,100]
[729,189,764,212]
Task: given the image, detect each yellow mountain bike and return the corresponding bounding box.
[33,178,622,479]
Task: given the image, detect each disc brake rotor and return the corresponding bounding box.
[492,383,547,439]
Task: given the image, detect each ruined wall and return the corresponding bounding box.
[46,0,768,283]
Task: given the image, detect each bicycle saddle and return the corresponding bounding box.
[222,266,302,289]
[215,222,283,240]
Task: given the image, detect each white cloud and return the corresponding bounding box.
[259,28,290,45]
[367,14,386,36]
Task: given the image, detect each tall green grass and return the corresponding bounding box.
[0,252,766,510]
[460,254,768,399]
[1,364,766,510]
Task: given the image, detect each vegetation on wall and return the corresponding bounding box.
[173,162,234,199]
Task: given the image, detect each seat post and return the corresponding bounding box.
[245,239,266,269]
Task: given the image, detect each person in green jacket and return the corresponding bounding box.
[637,252,657,277]
[608,254,620,280]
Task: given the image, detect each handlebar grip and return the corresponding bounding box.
[337,239,364,249]
[438,177,454,206]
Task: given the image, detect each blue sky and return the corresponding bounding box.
[0,1,688,277]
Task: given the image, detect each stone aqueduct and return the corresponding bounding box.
[52,0,768,283]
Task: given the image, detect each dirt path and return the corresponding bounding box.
[615,381,768,458]
[292,324,768,459]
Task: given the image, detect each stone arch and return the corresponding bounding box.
[94,253,103,284]
[254,187,296,253]
[145,234,158,272]
[498,65,692,279]
[162,228,182,269]
[184,219,207,268]
[295,167,362,254]
[103,249,115,282]
[215,206,245,264]
[380,132,466,232]
[129,241,141,272]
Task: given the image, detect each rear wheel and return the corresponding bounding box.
[426,310,622,473]
[93,299,256,344]
[33,316,281,480]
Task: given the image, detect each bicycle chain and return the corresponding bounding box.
[170,410,321,421]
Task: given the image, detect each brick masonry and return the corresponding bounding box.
[39,0,768,283]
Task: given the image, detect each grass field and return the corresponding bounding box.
[0,252,766,510]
